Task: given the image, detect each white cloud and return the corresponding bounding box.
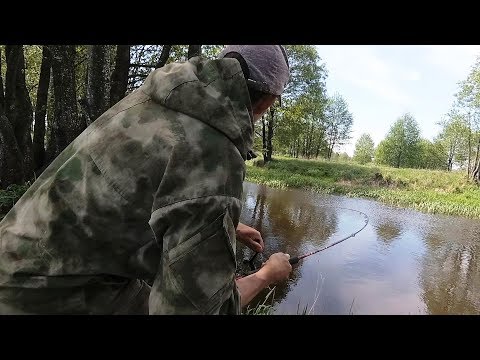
[404,70,421,81]
[421,45,480,79]
[317,45,415,107]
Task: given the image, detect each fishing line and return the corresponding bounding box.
[239,207,369,277]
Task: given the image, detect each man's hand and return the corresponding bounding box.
[236,252,292,308]
[257,253,292,284]
[236,223,264,253]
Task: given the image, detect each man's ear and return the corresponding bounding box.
[253,94,278,116]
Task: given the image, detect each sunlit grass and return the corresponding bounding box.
[246,156,480,218]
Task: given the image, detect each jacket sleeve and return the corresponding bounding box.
[147,195,242,314]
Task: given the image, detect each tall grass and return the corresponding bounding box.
[244,287,314,315]
[0,183,29,220]
[244,272,359,315]
[246,156,480,218]
[244,286,276,315]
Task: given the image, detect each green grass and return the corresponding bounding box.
[244,287,276,315]
[243,287,312,315]
[0,183,29,220]
[246,156,480,218]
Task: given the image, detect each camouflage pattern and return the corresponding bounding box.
[0,57,254,314]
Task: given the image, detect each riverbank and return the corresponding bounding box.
[245,156,480,218]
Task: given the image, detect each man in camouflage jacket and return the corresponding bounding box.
[0,45,292,314]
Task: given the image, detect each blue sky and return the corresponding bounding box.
[315,45,480,156]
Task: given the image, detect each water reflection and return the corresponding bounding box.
[238,182,480,314]
[238,183,338,310]
[374,221,402,244]
[420,224,480,314]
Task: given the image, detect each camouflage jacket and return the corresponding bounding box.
[0,57,254,314]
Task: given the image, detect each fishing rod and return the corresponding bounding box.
[238,207,369,278]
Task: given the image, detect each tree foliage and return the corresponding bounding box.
[324,93,353,160]
[353,133,375,164]
[273,45,329,159]
[375,113,421,168]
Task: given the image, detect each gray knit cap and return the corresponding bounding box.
[218,45,290,96]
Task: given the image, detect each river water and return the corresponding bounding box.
[237,182,480,315]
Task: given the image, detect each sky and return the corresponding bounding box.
[315,45,480,156]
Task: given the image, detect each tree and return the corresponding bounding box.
[265,107,275,162]
[353,133,375,164]
[5,46,34,179]
[32,46,51,172]
[84,45,111,125]
[273,45,328,160]
[324,93,353,160]
[110,45,130,107]
[273,99,306,158]
[128,45,166,91]
[416,139,448,170]
[48,45,83,161]
[0,111,25,188]
[456,56,480,182]
[4,44,223,191]
[437,109,470,171]
[0,46,25,187]
[283,45,328,102]
[126,45,222,93]
[155,45,171,69]
[202,45,223,59]
[375,113,421,168]
[187,45,202,59]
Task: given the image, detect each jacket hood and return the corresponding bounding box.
[140,56,254,160]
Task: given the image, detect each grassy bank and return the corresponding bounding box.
[246,156,480,218]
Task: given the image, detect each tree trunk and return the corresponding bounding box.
[110,45,130,106]
[188,45,202,59]
[49,45,82,161]
[155,45,172,69]
[85,45,110,125]
[265,107,275,162]
[472,158,480,183]
[396,147,403,168]
[33,46,52,173]
[0,52,4,111]
[467,113,472,178]
[45,74,55,162]
[0,113,25,188]
[6,45,34,180]
[0,46,25,189]
[447,142,454,171]
[262,115,267,160]
[15,49,34,179]
[4,46,21,125]
[305,134,310,159]
[0,48,25,188]
[327,141,335,160]
[472,138,480,183]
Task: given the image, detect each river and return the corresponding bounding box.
[237,182,480,315]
